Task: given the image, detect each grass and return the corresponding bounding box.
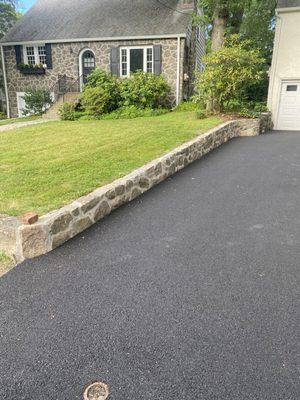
[0,111,223,216]
[0,115,39,126]
[0,251,14,277]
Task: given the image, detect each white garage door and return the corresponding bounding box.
[16,92,26,117]
[277,82,300,130]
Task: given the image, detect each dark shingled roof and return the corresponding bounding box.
[1,0,192,44]
[277,0,300,7]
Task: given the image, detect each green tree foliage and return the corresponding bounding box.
[22,90,53,116]
[0,0,20,39]
[195,0,276,106]
[197,0,276,60]
[239,0,276,63]
[194,37,266,113]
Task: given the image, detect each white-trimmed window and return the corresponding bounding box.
[120,46,153,77]
[24,44,46,66]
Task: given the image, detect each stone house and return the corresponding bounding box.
[0,0,205,118]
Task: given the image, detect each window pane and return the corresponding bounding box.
[26,46,34,55]
[38,46,46,65]
[287,85,297,92]
[83,51,95,68]
[26,46,35,65]
[130,49,143,73]
[121,49,127,76]
[147,48,153,73]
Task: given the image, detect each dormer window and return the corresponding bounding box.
[24,44,46,66]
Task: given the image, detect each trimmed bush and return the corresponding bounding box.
[59,102,76,121]
[80,69,120,117]
[80,86,117,117]
[85,69,113,88]
[80,69,171,117]
[119,72,171,109]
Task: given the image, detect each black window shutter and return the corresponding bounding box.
[110,47,120,77]
[15,45,23,67]
[45,43,52,69]
[153,45,162,75]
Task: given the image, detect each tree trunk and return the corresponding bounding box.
[206,4,229,112]
[211,6,229,52]
[230,9,244,34]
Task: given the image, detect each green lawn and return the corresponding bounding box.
[0,111,222,216]
[0,252,14,277]
[0,115,39,126]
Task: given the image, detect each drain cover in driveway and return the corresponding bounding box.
[83,382,109,400]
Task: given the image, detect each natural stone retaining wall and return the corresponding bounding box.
[0,114,272,263]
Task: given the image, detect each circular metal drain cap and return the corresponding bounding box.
[83,382,109,400]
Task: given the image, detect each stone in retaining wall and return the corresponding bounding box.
[0,216,21,255]
[0,115,272,263]
[260,112,274,133]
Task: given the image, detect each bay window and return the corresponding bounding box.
[120,46,153,77]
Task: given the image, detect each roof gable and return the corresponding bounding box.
[1,0,192,44]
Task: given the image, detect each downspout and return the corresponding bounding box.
[268,10,282,127]
[1,45,10,118]
[176,36,181,106]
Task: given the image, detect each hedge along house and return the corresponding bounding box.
[0,0,205,119]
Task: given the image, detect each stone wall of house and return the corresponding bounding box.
[3,38,185,117]
[0,58,6,114]
[0,114,272,263]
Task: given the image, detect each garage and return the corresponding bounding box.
[276,82,300,131]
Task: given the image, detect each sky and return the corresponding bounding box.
[18,0,36,13]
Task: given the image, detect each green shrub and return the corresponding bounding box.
[80,69,170,116]
[80,86,117,117]
[0,112,6,120]
[100,105,169,120]
[173,101,199,112]
[85,69,113,88]
[59,102,76,121]
[194,37,267,114]
[195,109,206,119]
[119,72,171,109]
[72,110,87,119]
[22,90,53,116]
[223,99,268,118]
[80,69,120,117]
[237,102,268,118]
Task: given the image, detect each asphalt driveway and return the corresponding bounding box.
[1,131,300,399]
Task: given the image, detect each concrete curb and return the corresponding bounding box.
[0,114,272,263]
